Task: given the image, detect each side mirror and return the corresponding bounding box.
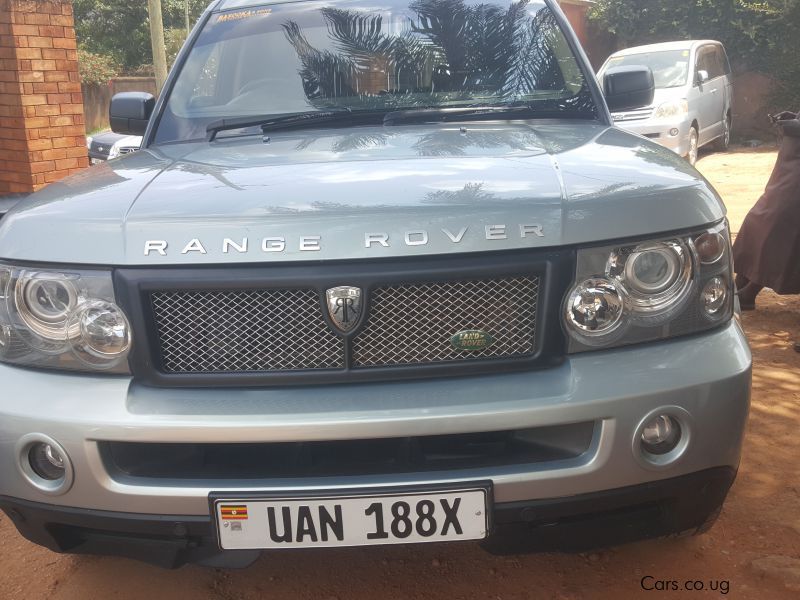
[110,92,155,135]
[602,66,655,113]
[696,70,709,85]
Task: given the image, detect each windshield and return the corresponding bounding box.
[601,50,691,89]
[154,0,597,143]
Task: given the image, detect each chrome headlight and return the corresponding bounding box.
[653,99,688,120]
[0,263,131,372]
[564,222,733,352]
[607,240,693,322]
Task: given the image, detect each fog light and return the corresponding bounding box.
[669,128,680,137]
[641,415,681,455]
[28,442,66,480]
[16,434,73,494]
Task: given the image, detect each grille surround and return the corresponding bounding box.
[117,250,571,387]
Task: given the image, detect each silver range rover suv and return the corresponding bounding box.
[0,0,751,568]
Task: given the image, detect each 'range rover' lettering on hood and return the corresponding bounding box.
[143,224,545,256]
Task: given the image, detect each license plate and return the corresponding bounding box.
[213,487,489,550]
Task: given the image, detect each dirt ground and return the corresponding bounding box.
[2,146,800,600]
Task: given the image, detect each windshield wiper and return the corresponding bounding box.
[206,109,385,141]
[206,104,584,141]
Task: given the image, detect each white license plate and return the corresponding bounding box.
[214,488,489,550]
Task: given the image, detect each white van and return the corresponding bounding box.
[598,40,733,165]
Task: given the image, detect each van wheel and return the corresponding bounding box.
[714,114,731,151]
[686,126,699,166]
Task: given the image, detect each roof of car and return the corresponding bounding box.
[610,40,721,57]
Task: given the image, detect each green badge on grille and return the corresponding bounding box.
[451,329,494,351]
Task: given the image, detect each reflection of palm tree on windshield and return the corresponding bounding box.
[281,0,578,110]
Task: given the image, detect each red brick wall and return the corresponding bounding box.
[0,0,88,195]
[559,0,615,70]
[561,2,588,45]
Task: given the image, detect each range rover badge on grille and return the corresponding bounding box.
[451,330,495,352]
[325,286,363,333]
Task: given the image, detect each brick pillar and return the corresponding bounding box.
[0,0,88,195]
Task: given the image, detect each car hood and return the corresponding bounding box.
[0,121,724,266]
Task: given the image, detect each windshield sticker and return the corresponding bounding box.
[217,8,272,23]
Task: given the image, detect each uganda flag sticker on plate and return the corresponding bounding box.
[220,504,249,520]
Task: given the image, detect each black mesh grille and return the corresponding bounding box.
[151,289,345,373]
[149,276,539,375]
[353,277,539,366]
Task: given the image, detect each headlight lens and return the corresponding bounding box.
[622,245,682,294]
[701,276,728,317]
[16,273,80,340]
[566,278,624,336]
[564,222,733,351]
[653,99,689,120]
[607,241,693,322]
[0,263,131,372]
[694,231,726,264]
[69,301,132,367]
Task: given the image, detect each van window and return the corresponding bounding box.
[697,46,724,80]
[716,46,731,76]
[603,50,690,89]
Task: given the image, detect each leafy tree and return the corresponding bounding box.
[77,45,120,84]
[73,0,208,71]
[165,27,189,67]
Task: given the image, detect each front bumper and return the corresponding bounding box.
[613,118,691,157]
[0,321,751,560]
[1,466,736,568]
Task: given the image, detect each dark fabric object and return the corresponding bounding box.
[777,111,800,137]
[733,113,800,294]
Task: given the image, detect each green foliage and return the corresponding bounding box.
[73,0,207,72]
[164,28,189,68]
[589,0,800,107]
[77,46,119,85]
